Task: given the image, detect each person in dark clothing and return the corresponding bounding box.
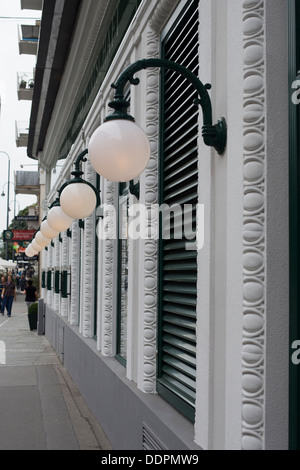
[20,274,26,292]
[0,276,5,315]
[1,275,17,317]
[22,279,38,311]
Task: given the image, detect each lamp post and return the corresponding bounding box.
[2,182,15,221]
[9,199,20,222]
[88,58,227,183]
[0,152,11,259]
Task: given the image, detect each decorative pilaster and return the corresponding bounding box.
[149,0,179,32]
[137,25,160,394]
[61,233,69,318]
[47,245,53,307]
[241,0,266,451]
[82,160,96,338]
[70,220,80,325]
[138,0,180,393]
[102,179,115,356]
[53,238,61,313]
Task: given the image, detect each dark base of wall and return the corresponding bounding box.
[44,305,200,450]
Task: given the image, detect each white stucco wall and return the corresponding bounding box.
[42,0,290,450]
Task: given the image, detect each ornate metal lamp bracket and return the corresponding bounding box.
[106,58,227,156]
[58,148,101,207]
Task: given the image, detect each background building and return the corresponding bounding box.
[23,0,298,450]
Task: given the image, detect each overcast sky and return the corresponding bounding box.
[0,0,41,233]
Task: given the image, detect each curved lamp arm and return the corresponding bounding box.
[58,149,101,207]
[106,58,227,155]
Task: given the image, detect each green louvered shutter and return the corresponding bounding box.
[158,0,199,423]
[289,0,300,451]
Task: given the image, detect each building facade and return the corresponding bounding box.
[26,0,298,450]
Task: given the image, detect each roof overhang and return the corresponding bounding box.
[27,0,82,163]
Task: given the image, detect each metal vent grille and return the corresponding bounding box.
[158,0,199,422]
[142,424,166,451]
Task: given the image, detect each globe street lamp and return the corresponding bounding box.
[40,60,226,241]
[59,149,100,220]
[88,58,227,183]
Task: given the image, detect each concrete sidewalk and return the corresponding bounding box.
[0,293,112,450]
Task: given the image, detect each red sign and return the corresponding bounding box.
[11,230,36,241]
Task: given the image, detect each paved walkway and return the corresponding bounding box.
[0,293,112,450]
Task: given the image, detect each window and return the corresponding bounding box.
[157,0,199,422]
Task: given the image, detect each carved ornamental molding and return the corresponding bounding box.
[138,26,160,394]
[102,179,115,357]
[82,160,96,338]
[138,0,181,394]
[70,220,80,326]
[241,0,266,451]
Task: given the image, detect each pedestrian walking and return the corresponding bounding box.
[21,279,38,311]
[20,274,26,292]
[0,276,5,315]
[1,275,17,318]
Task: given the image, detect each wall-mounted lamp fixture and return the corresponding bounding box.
[88,58,227,183]
[47,198,73,233]
[58,149,100,220]
[26,149,101,258]
[35,231,51,248]
[25,244,38,258]
[26,60,226,259]
[31,239,44,253]
[40,219,59,240]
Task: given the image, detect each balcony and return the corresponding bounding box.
[15,121,29,147]
[17,72,34,100]
[18,22,40,55]
[20,0,42,10]
[15,171,40,197]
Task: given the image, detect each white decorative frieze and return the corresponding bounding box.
[138,0,182,395]
[139,25,160,394]
[242,0,266,451]
[149,0,180,32]
[82,160,96,338]
[47,245,53,307]
[102,179,115,356]
[70,220,80,325]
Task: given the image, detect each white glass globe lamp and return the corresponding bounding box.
[25,245,37,258]
[25,248,33,258]
[47,206,73,233]
[88,119,151,182]
[60,181,97,219]
[31,239,44,253]
[40,220,59,240]
[35,231,51,248]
